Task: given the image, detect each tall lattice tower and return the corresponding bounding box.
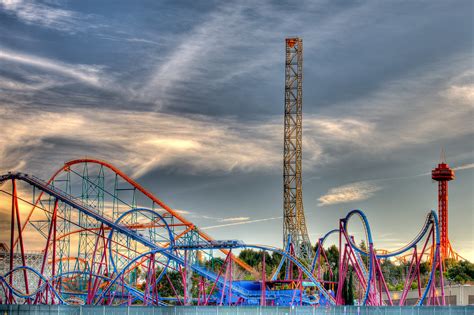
[283,38,312,260]
[431,151,455,260]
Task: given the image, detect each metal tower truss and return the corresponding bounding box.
[283,37,312,260]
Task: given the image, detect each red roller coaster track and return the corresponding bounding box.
[16,158,256,275]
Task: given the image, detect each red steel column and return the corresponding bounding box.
[439,180,448,259]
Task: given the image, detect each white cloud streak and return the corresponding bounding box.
[0,0,88,32]
[201,216,283,230]
[139,1,291,107]
[172,209,192,215]
[453,163,474,171]
[0,48,105,87]
[218,217,250,223]
[318,181,382,206]
[141,3,250,105]
[315,160,474,205]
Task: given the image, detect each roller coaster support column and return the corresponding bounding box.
[143,253,156,305]
[337,219,345,305]
[197,276,206,305]
[49,197,57,305]
[298,269,303,306]
[9,179,30,304]
[181,250,188,305]
[285,242,295,281]
[221,250,234,306]
[8,180,15,304]
[371,246,392,305]
[261,252,266,306]
[35,199,59,304]
[228,251,233,306]
[165,273,181,305]
[205,250,232,306]
[91,226,109,304]
[400,246,420,305]
[86,224,106,304]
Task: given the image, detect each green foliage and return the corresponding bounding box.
[337,268,355,305]
[156,270,183,298]
[325,245,339,268]
[238,249,281,268]
[359,240,369,265]
[238,249,282,277]
[445,260,474,284]
[204,257,224,273]
[388,282,405,291]
[419,262,430,275]
[347,271,354,304]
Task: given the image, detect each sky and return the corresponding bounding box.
[0,1,473,260]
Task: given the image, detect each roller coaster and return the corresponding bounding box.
[0,159,445,306]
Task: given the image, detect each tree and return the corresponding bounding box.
[341,269,354,305]
[325,245,339,268]
[204,257,224,273]
[347,270,354,305]
[156,270,183,300]
[445,260,474,284]
[359,240,369,265]
[238,249,282,278]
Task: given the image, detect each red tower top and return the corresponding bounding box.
[432,163,455,181]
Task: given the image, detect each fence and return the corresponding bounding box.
[0,305,472,315]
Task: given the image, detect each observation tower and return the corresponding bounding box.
[431,153,455,260]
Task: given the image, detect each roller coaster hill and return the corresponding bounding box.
[0,159,447,306]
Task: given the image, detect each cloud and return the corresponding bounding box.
[167,210,250,223]
[137,1,390,111]
[0,73,57,92]
[1,92,472,181]
[0,0,89,33]
[201,216,283,231]
[0,101,401,180]
[445,84,474,105]
[140,2,253,107]
[218,217,250,223]
[0,48,105,87]
[442,70,474,105]
[453,163,474,171]
[312,163,474,207]
[0,106,281,178]
[318,181,382,206]
[172,209,192,215]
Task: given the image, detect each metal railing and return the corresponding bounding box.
[0,305,472,315]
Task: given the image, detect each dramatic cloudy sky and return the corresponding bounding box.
[0,1,473,259]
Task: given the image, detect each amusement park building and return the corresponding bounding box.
[390,285,474,306]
